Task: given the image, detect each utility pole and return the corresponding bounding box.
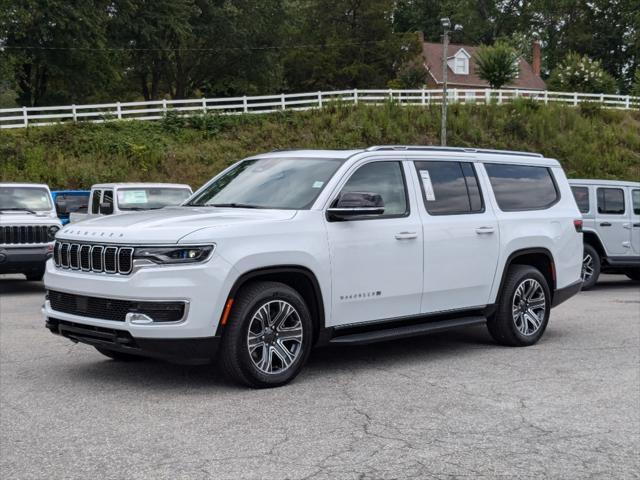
[440,17,451,146]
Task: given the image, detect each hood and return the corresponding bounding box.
[0,211,60,225]
[56,206,297,244]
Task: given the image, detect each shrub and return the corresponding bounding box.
[548,52,617,94]
[474,41,520,89]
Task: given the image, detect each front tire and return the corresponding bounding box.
[219,281,312,388]
[626,270,640,282]
[581,244,600,290]
[25,270,44,281]
[487,265,551,347]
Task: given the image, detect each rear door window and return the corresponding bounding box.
[571,186,590,213]
[485,164,559,211]
[597,188,625,215]
[414,161,484,215]
[632,189,639,215]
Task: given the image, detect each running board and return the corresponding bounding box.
[328,316,486,346]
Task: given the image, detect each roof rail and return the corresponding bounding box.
[366,145,543,158]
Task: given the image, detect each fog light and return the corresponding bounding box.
[126,312,154,325]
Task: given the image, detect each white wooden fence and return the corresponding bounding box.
[0,88,637,129]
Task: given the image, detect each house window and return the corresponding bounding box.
[454,57,468,74]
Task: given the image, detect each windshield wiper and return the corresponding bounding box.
[0,208,38,214]
[209,203,264,209]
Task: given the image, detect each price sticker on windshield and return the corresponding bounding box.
[122,190,148,204]
[419,170,436,201]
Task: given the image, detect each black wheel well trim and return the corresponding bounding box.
[496,248,557,303]
[582,230,606,259]
[216,265,326,343]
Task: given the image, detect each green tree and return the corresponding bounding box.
[474,41,519,89]
[547,52,617,94]
[283,0,417,91]
[0,0,115,106]
[632,69,640,98]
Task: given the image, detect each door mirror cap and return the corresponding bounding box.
[99,202,114,215]
[327,192,385,220]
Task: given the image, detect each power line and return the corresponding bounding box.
[0,37,415,53]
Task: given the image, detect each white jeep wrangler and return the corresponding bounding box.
[44,146,583,387]
[1,183,62,281]
[569,179,640,289]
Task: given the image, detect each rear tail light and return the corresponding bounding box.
[574,219,583,232]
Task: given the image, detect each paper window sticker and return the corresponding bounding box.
[419,170,436,201]
[312,181,324,189]
[122,190,148,204]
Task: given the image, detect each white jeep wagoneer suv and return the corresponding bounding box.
[44,146,583,387]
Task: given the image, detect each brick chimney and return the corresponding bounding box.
[532,38,541,76]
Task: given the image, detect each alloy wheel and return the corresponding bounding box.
[582,253,594,282]
[512,278,547,336]
[247,300,303,374]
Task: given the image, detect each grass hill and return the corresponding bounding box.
[1,100,638,189]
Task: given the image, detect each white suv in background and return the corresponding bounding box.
[570,179,640,289]
[44,146,583,388]
[69,183,192,223]
[1,183,61,281]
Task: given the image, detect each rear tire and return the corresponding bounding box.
[25,270,44,281]
[487,265,551,347]
[626,270,640,282]
[581,244,600,291]
[95,347,142,361]
[219,281,312,388]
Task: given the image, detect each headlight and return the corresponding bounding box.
[133,245,214,264]
[47,225,60,241]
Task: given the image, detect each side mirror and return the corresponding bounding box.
[55,200,68,215]
[99,202,114,215]
[327,192,384,220]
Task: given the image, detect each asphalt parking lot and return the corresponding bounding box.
[1,274,639,479]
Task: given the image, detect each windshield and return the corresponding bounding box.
[116,187,191,210]
[0,187,52,212]
[186,157,343,209]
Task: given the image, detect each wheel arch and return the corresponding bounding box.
[496,248,557,303]
[582,230,606,260]
[216,265,326,344]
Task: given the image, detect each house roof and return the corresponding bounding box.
[422,42,546,90]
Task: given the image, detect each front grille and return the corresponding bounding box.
[47,318,138,348]
[48,290,186,322]
[0,225,54,244]
[54,241,133,275]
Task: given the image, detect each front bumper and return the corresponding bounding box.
[0,245,52,274]
[43,255,237,339]
[46,317,220,365]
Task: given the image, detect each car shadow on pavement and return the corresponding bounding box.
[62,326,497,391]
[0,277,45,296]
[588,279,639,291]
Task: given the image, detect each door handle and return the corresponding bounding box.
[623,223,632,230]
[395,231,418,240]
[600,222,612,227]
[634,223,640,228]
[475,226,495,234]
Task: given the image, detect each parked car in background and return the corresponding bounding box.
[1,183,61,281]
[69,183,192,223]
[569,179,640,289]
[44,146,583,388]
[51,190,90,225]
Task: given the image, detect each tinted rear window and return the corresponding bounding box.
[571,186,590,213]
[597,188,625,215]
[633,189,640,215]
[485,164,559,211]
[414,161,484,215]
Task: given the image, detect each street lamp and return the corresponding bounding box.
[440,17,451,146]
